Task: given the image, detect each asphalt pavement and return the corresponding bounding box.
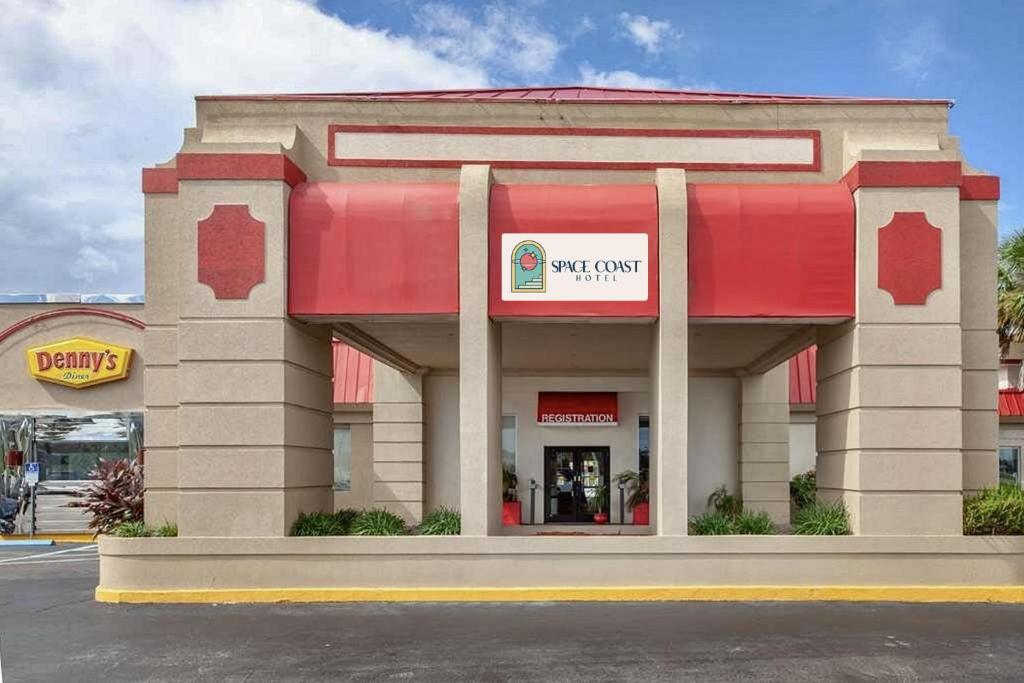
[2,544,1024,681]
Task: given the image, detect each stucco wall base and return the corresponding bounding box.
[99,536,1024,596]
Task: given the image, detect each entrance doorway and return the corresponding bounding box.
[544,446,611,523]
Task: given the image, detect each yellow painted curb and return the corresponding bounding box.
[95,585,1024,605]
[1,534,94,544]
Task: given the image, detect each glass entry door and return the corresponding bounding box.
[544,446,611,523]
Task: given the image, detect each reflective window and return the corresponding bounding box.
[333,426,352,491]
[999,446,1020,485]
[638,415,650,474]
[502,415,517,474]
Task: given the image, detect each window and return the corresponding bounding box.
[638,415,650,474]
[333,426,352,491]
[501,416,517,474]
[999,446,1021,485]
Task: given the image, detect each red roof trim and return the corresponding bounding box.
[789,347,817,405]
[842,161,962,192]
[176,153,306,187]
[333,341,374,404]
[196,85,952,106]
[141,167,179,195]
[999,389,1024,417]
[960,175,1001,201]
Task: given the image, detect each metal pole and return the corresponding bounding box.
[29,485,36,540]
[529,478,537,525]
[617,482,624,525]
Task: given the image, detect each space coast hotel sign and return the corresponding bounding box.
[501,234,648,302]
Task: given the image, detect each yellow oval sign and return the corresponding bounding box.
[26,337,133,389]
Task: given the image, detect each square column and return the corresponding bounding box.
[651,169,688,535]
[960,196,999,493]
[817,172,964,534]
[371,364,425,524]
[459,165,502,536]
[739,365,791,524]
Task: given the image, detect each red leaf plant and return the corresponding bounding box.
[67,459,144,535]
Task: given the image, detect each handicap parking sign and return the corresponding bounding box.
[25,462,39,486]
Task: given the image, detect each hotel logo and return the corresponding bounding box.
[511,240,546,293]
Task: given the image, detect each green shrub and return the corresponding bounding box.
[419,507,461,535]
[152,522,178,538]
[964,483,1024,535]
[790,470,816,511]
[292,511,344,537]
[333,508,361,534]
[351,509,408,536]
[793,501,850,535]
[707,485,743,517]
[689,511,734,535]
[732,510,775,535]
[112,520,150,538]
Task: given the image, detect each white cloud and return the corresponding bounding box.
[617,12,679,55]
[578,64,671,90]
[416,3,561,76]
[880,18,947,82]
[71,247,119,284]
[0,0,489,293]
[572,16,596,41]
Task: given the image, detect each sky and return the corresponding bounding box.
[1,0,1022,293]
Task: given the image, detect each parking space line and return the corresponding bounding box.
[0,544,97,564]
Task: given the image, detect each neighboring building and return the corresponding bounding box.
[5,85,1013,595]
[0,296,376,532]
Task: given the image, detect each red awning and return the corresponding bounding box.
[688,184,855,318]
[289,183,460,316]
[333,341,373,404]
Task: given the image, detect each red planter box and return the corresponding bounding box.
[502,501,522,526]
[4,450,23,468]
[632,501,650,525]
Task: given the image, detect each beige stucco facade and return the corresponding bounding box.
[2,85,1010,594]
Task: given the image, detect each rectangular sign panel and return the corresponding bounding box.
[501,233,648,302]
[329,125,821,172]
[537,392,619,426]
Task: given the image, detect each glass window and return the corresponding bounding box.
[999,446,1020,485]
[502,416,517,474]
[333,426,352,491]
[638,415,650,474]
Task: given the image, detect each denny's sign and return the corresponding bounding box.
[26,338,133,389]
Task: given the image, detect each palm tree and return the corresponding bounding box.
[997,228,1024,353]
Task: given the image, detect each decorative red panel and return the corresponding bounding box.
[197,205,265,300]
[877,212,942,305]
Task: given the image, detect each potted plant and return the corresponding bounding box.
[591,488,609,525]
[616,469,649,525]
[502,466,521,526]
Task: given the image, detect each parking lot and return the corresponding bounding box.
[2,543,1024,681]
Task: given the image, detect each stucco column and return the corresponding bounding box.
[459,164,502,536]
[166,149,334,537]
[960,188,999,493]
[817,158,964,535]
[372,364,424,524]
[142,177,182,527]
[739,364,791,524]
[652,169,688,535]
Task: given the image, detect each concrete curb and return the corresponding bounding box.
[95,585,1024,604]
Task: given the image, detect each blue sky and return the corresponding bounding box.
[1,0,1021,292]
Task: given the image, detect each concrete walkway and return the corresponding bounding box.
[2,545,1024,681]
